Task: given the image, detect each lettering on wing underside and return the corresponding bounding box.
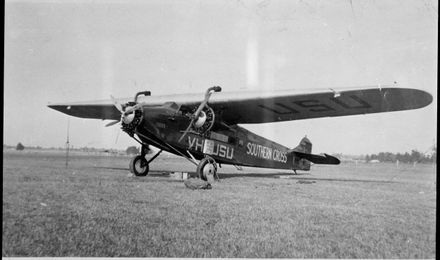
[258,103,299,114]
[258,95,372,115]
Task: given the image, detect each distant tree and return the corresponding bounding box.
[396,153,402,162]
[16,142,25,151]
[366,149,436,164]
[126,146,140,155]
[403,152,411,163]
[365,154,370,162]
[389,152,397,162]
[410,150,422,163]
[431,150,436,163]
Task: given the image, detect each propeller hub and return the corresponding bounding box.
[108,95,143,134]
[122,111,135,124]
[193,111,207,128]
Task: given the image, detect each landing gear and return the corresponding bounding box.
[129,146,162,177]
[197,156,218,182]
[129,155,149,176]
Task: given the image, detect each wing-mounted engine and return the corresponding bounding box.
[120,101,143,135]
[106,91,151,136]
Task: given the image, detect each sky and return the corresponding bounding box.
[4,0,438,155]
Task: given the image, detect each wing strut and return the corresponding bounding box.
[134,131,198,166]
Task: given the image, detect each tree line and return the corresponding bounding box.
[365,150,436,164]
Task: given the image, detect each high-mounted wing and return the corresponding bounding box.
[207,87,433,124]
[48,87,432,124]
[48,99,131,120]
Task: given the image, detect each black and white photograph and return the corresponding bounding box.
[3,0,437,258]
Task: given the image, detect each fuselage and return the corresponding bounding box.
[135,105,299,170]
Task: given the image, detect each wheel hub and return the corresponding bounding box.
[202,163,215,179]
[134,159,147,172]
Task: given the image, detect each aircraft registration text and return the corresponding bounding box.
[188,136,234,159]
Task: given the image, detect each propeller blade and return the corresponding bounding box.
[178,118,196,143]
[192,102,206,120]
[192,86,222,119]
[123,103,143,116]
[110,95,124,113]
[115,128,120,144]
[178,86,223,142]
[105,120,120,127]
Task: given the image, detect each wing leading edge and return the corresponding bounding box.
[48,87,432,123]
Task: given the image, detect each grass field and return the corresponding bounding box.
[2,150,436,257]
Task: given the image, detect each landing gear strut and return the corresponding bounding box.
[129,146,162,177]
[197,156,218,182]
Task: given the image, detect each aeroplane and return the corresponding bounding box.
[48,85,432,181]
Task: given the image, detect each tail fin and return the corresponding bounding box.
[291,136,313,170]
[292,136,312,154]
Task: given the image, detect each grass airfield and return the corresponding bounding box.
[2,150,436,258]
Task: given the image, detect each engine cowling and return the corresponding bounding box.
[121,102,143,134]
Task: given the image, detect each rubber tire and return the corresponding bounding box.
[197,157,217,181]
[129,155,149,176]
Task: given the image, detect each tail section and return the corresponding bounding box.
[292,136,312,154]
[289,136,340,171]
[291,136,313,170]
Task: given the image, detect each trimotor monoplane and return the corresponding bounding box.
[48,86,432,180]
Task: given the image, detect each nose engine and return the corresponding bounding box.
[192,106,215,134]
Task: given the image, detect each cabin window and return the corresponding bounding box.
[210,132,229,143]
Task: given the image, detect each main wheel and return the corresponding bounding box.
[129,155,149,176]
[197,157,217,182]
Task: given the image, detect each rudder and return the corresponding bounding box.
[291,136,312,170]
[293,136,312,154]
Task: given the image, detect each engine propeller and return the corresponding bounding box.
[105,91,150,129]
[104,95,123,126]
[178,86,222,142]
[105,95,129,127]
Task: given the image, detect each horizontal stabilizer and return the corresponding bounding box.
[292,151,340,165]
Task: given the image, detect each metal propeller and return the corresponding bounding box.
[105,95,124,127]
[178,86,222,142]
[105,120,121,127]
[105,95,142,127]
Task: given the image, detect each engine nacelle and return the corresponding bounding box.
[121,102,143,135]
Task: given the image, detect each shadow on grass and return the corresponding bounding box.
[92,166,128,171]
[218,172,295,179]
[92,166,394,184]
[218,173,395,183]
